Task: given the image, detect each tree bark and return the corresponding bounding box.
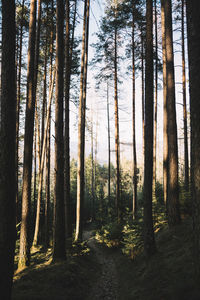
[16,0,25,224]
[75,0,90,242]
[18,0,37,270]
[164,0,180,226]
[143,0,156,258]
[186,0,200,278]
[161,0,168,206]
[107,82,111,206]
[181,0,189,192]
[132,3,137,219]
[153,0,158,199]
[64,0,72,239]
[0,1,16,297]
[114,25,121,222]
[53,0,66,261]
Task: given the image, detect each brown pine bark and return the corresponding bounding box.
[53,0,66,261]
[64,0,72,239]
[75,0,90,242]
[0,1,16,297]
[143,0,156,258]
[181,0,189,192]
[141,30,145,168]
[107,82,111,206]
[16,0,25,223]
[186,0,200,277]
[164,0,180,226]
[114,25,121,222]
[132,3,137,219]
[18,0,37,270]
[153,0,158,199]
[161,0,168,206]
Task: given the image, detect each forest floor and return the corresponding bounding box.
[12,218,200,300]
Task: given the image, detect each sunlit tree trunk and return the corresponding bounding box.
[161,0,168,206]
[16,0,25,223]
[164,0,180,226]
[53,0,66,261]
[0,1,16,297]
[143,0,156,258]
[18,0,37,270]
[75,0,90,241]
[153,0,158,199]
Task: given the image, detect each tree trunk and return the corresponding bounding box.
[64,0,72,239]
[107,82,111,207]
[164,0,180,226]
[181,0,189,192]
[161,0,168,206]
[91,107,95,220]
[16,0,25,224]
[132,3,137,219]
[153,0,158,199]
[53,0,66,261]
[0,1,16,297]
[75,0,90,242]
[18,0,37,270]
[186,0,200,278]
[143,0,156,258]
[114,25,121,222]
[33,70,55,247]
[141,30,145,170]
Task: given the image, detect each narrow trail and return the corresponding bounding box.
[83,230,119,300]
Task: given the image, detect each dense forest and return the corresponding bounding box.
[0,0,200,299]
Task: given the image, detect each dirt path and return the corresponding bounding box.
[83,230,119,300]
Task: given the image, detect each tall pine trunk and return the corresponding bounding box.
[18,0,37,270]
[181,0,189,192]
[143,0,156,258]
[75,0,90,241]
[153,0,158,199]
[164,0,180,226]
[186,0,200,278]
[114,26,121,222]
[16,0,25,223]
[64,0,72,239]
[161,0,168,206]
[132,3,137,219]
[53,0,66,261]
[107,82,111,206]
[0,1,16,297]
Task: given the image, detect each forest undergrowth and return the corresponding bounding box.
[12,215,200,300]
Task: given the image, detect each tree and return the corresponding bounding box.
[0,1,16,298]
[186,0,200,277]
[131,1,137,219]
[53,0,66,261]
[161,0,168,206]
[143,0,156,258]
[75,0,90,241]
[18,0,37,270]
[181,0,189,192]
[164,0,180,226]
